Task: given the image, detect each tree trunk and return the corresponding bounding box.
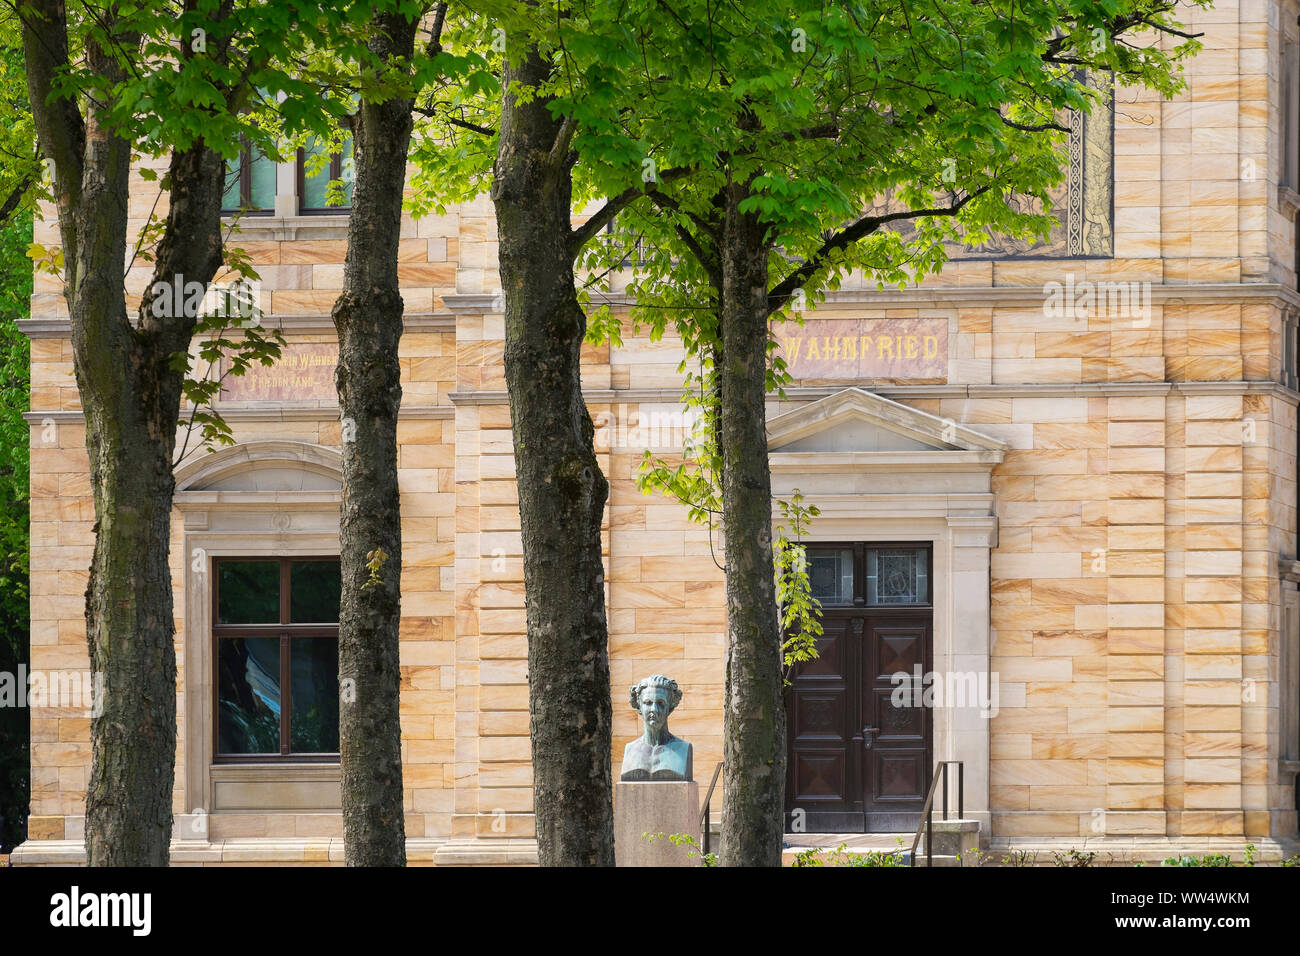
[331,8,420,867]
[717,177,785,866]
[492,47,614,866]
[80,139,226,868]
[24,2,228,865]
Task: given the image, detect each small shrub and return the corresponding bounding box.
[643,831,717,866]
[792,839,906,867]
[1163,845,1258,868]
[790,846,828,867]
[1053,848,1097,867]
[843,850,906,867]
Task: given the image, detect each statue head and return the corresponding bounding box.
[629,674,682,739]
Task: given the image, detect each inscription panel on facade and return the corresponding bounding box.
[219,343,338,402]
[773,317,947,382]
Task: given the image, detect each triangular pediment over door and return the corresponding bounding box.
[766,388,1007,506]
[767,387,1007,457]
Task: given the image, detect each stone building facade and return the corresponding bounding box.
[13,0,1300,863]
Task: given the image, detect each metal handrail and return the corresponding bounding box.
[700,761,723,856]
[908,760,964,867]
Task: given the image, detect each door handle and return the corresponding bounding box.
[862,726,880,750]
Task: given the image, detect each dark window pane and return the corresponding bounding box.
[291,638,339,753]
[217,561,280,624]
[867,548,929,605]
[809,548,853,604]
[291,560,341,623]
[218,638,281,754]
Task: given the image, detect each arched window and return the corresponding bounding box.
[173,441,344,816]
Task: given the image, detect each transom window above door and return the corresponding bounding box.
[806,544,931,607]
[213,557,341,761]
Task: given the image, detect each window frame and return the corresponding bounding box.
[296,143,353,215]
[211,555,340,764]
[220,139,276,217]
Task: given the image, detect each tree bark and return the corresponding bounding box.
[81,141,224,868]
[331,7,421,867]
[492,46,614,866]
[24,1,228,866]
[717,176,785,866]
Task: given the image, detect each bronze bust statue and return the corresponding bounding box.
[621,674,693,781]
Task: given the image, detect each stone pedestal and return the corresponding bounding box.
[614,781,700,867]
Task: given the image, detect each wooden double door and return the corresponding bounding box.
[784,543,933,833]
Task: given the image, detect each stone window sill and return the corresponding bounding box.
[219,213,351,241]
[208,762,341,813]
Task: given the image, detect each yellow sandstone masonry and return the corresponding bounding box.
[12,3,1300,864]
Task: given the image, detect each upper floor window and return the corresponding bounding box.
[214,557,341,760]
[298,135,355,213]
[221,140,276,216]
[219,133,355,217]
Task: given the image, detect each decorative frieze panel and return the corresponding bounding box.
[866,72,1114,260]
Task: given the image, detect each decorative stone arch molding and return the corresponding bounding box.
[767,388,1006,832]
[174,440,344,494]
[173,441,345,833]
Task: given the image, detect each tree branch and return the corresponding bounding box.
[19,0,86,209]
[548,112,577,167]
[423,1,449,59]
[999,114,1068,134]
[766,185,993,316]
[441,113,495,136]
[568,165,697,258]
[646,191,720,289]
[0,173,34,226]
[780,123,839,142]
[1137,15,1202,42]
